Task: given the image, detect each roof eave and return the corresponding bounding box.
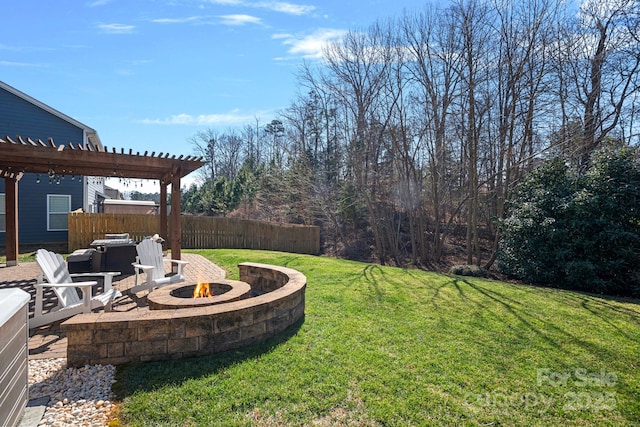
[0,80,102,147]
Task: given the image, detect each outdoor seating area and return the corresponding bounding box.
[62,261,306,367]
[0,250,306,367]
[130,237,189,294]
[0,253,223,359]
[30,249,122,329]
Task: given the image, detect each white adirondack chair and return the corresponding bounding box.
[130,238,189,294]
[30,249,122,329]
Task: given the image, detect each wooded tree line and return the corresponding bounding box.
[182,0,640,269]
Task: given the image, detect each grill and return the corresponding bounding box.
[90,238,137,275]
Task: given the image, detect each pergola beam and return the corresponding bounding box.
[0,136,204,265]
[0,137,202,180]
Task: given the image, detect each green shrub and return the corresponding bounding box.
[449,264,487,277]
[498,148,640,297]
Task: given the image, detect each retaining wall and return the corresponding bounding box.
[61,262,306,367]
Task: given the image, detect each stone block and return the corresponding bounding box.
[241,320,267,340]
[197,335,216,352]
[67,344,108,367]
[92,317,131,330]
[215,329,241,346]
[184,316,214,338]
[125,339,167,357]
[100,356,133,365]
[140,353,171,362]
[94,327,138,344]
[290,301,305,322]
[168,337,199,354]
[137,319,175,341]
[107,342,124,358]
[215,310,253,332]
[268,313,293,334]
[65,329,94,346]
[252,306,274,323]
[271,295,297,317]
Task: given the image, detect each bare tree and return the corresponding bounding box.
[182,0,640,268]
[483,0,559,267]
[190,128,247,182]
[446,0,494,265]
[401,4,462,263]
[190,128,220,183]
[555,0,640,168]
[321,21,397,263]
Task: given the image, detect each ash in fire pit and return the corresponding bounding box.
[147,279,252,310]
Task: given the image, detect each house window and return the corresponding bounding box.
[47,195,71,231]
[0,194,5,232]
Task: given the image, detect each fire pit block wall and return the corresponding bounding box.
[62,262,306,367]
[240,263,289,294]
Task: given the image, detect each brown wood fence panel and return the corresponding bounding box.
[68,213,320,255]
[68,213,160,251]
[181,216,319,254]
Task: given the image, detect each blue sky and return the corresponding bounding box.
[2,0,427,191]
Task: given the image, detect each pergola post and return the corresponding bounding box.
[170,168,182,261]
[160,182,168,243]
[4,177,19,266]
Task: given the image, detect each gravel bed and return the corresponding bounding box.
[28,358,117,427]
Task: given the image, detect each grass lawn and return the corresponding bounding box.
[114,249,640,426]
[0,252,38,265]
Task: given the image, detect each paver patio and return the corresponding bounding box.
[0,253,226,360]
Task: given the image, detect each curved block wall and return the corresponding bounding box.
[62,262,306,367]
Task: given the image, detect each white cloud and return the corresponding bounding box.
[208,0,315,15]
[97,23,136,34]
[277,28,347,59]
[150,1,314,28]
[140,109,262,126]
[0,60,44,67]
[151,16,205,24]
[218,14,263,25]
[115,69,134,76]
[131,59,152,66]
[88,0,112,6]
[0,43,19,51]
[209,0,243,4]
[272,33,293,39]
[259,2,315,15]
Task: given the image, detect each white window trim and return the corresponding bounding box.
[0,193,5,233]
[47,194,71,231]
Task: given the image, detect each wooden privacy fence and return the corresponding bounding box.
[68,213,159,249]
[181,216,320,254]
[68,213,320,255]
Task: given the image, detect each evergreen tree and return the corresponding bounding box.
[498,148,640,296]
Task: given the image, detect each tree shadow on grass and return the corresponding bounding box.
[361,264,385,302]
[452,277,565,349]
[564,292,640,341]
[452,277,640,360]
[113,317,305,397]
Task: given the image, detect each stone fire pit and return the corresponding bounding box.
[62,262,306,367]
[147,280,252,310]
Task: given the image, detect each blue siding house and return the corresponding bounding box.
[0,81,105,248]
